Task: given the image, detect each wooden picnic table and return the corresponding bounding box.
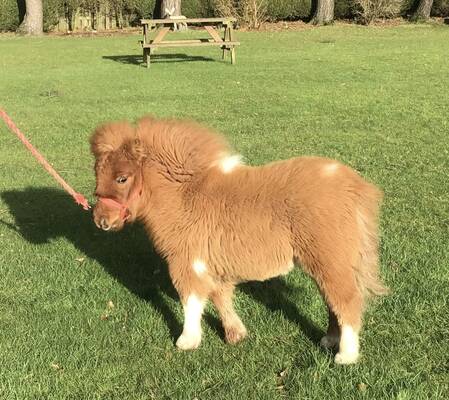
[140,17,240,68]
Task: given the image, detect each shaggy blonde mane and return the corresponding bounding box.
[90,120,136,156]
[90,115,233,183]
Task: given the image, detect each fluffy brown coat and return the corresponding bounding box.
[91,116,388,364]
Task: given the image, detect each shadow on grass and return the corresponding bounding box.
[1,187,323,346]
[103,53,216,66]
[241,281,323,346]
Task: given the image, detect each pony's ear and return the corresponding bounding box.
[91,142,114,156]
[90,131,114,157]
[90,121,135,157]
[122,138,147,162]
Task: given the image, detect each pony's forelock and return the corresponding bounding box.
[90,121,136,157]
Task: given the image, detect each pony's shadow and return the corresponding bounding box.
[1,187,323,346]
[103,53,215,66]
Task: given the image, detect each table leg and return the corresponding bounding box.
[144,48,151,68]
[223,25,229,60]
[229,25,236,64]
[230,47,235,64]
[144,23,153,45]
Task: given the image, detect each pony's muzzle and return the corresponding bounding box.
[94,216,120,231]
[93,206,122,232]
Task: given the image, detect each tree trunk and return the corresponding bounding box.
[17,0,43,35]
[311,0,334,25]
[91,11,96,30]
[161,0,182,18]
[161,0,187,31]
[64,3,73,32]
[412,0,433,20]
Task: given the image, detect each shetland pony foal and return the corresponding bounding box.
[91,116,387,364]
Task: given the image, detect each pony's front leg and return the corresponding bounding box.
[176,293,207,350]
[168,259,213,350]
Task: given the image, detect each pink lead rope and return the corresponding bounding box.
[0,108,91,211]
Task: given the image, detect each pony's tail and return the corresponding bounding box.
[355,183,389,299]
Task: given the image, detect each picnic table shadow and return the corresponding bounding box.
[1,187,323,347]
[103,53,216,66]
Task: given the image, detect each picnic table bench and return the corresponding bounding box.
[140,17,239,68]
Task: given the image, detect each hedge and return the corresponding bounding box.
[182,0,215,18]
[0,0,20,31]
[1,0,448,32]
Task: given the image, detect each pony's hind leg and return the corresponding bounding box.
[320,305,340,349]
[211,283,247,344]
[303,256,363,364]
[320,269,363,364]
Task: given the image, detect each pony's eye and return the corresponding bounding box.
[116,176,128,184]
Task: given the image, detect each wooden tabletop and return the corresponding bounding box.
[141,17,236,25]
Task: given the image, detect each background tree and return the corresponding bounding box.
[311,0,334,25]
[160,0,187,30]
[161,0,182,18]
[62,0,81,32]
[412,0,434,20]
[17,0,43,35]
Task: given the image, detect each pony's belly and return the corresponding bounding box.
[205,227,295,282]
[226,259,295,283]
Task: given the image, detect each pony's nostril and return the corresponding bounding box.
[100,218,110,231]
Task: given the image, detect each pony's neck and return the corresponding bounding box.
[137,170,195,257]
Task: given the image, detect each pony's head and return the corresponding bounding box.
[90,121,146,231]
[90,115,235,232]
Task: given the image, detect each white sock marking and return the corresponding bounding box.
[335,325,359,364]
[176,294,204,350]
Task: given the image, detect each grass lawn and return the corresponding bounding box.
[0,23,448,399]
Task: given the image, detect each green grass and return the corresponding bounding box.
[0,24,448,399]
